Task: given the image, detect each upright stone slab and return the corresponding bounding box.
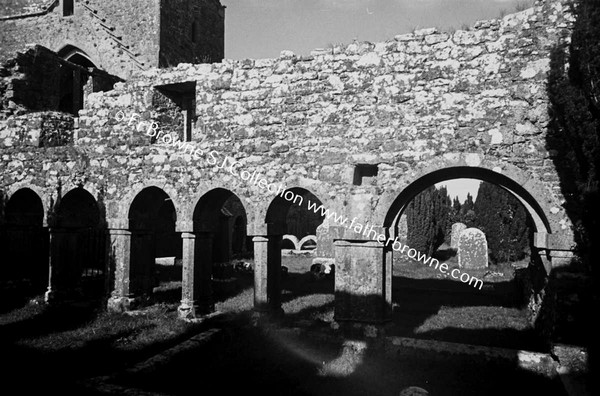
[334,240,391,323]
[450,222,467,249]
[458,228,488,269]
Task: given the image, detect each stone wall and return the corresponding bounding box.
[0,0,52,17]
[0,1,577,263]
[0,45,120,120]
[0,45,63,118]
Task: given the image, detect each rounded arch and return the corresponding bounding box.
[265,187,326,236]
[184,182,253,233]
[119,182,183,228]
[253,179,340,233]
[193,187,248,263]
[299,235,317,250]
[382,166,551,237]
[4,188,44,226]
[128,186,177,229]
[6,184,49,225]
[1,187,49,292]
[282,234,300,250]
[128,186,179,296]
[56,187,101,228]
[52,186,106,297]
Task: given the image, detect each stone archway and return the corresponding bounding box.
[1,188,48,295]
[48,187,104,301]
[252,187,326,315]
[177,188,247,319]
[127,186,178,299]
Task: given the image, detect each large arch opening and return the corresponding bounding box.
[264,188,330,315]
[53,188,105,299]
[384,167,551,234]
[383,167,552,351]
[266,188,325,247]
[0,189,48,308]
[128,187,179,300]
[192,188,248,311]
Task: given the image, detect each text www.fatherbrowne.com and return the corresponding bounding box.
[115,111,484,290]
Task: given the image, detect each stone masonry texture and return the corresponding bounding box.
[0,0,225,79]
[0,0,577,263]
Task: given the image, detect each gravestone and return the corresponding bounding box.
[458,228,488,269]
[450,222,467,249]
[399,387,429,396]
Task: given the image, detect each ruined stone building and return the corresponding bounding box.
[0,0,225,115]
[0,0,579,325]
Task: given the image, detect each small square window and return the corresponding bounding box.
[353,164,379,186]
[63,0,74,17]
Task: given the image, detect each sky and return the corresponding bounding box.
[220,0,527,201]
[221,0,532,59]
[436,179,482,202]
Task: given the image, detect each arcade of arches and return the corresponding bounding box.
[0,160,572,325]
[0,1,578,328]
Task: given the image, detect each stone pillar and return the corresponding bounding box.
[45,227,67,303]
[253,235,283,315]
[178,232,214,319]
[334,239,391,323]
[106,229,133,312]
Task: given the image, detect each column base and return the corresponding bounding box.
[251,305,284,325]
[178,299,215,319]
[107,296,136,313]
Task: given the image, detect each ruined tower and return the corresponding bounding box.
[0,0,226,79]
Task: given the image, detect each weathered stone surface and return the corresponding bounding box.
[0,1,579,322]
[450,222,467,249]
[0,0,225,79]
[334,240,391,323]
[458,228,489,269]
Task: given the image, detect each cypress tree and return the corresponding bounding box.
[548,0,600,272]
[407,186,452,256]
[474,182,530,263]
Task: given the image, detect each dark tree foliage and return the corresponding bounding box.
[445,196,463,242]
[454,192,477,228]
[452,196,461,213]
[547,1,600,378]
[406,186,450,256]
[547,0,600,273]
[474,182,531,263]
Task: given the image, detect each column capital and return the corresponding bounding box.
[107,229,131,236]
[106,218,128,229]
[252,235,269,243]
[176,220,193,233]
[181,232,196,239]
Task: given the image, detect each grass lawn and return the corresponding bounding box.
[0,251,541,392]
[110,325,566,396]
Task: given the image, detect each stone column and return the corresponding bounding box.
[106,229,133,312]
[334,239,391,323]
[45,227,67,303]
[178,232,214,318]
[253,235,283,316]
